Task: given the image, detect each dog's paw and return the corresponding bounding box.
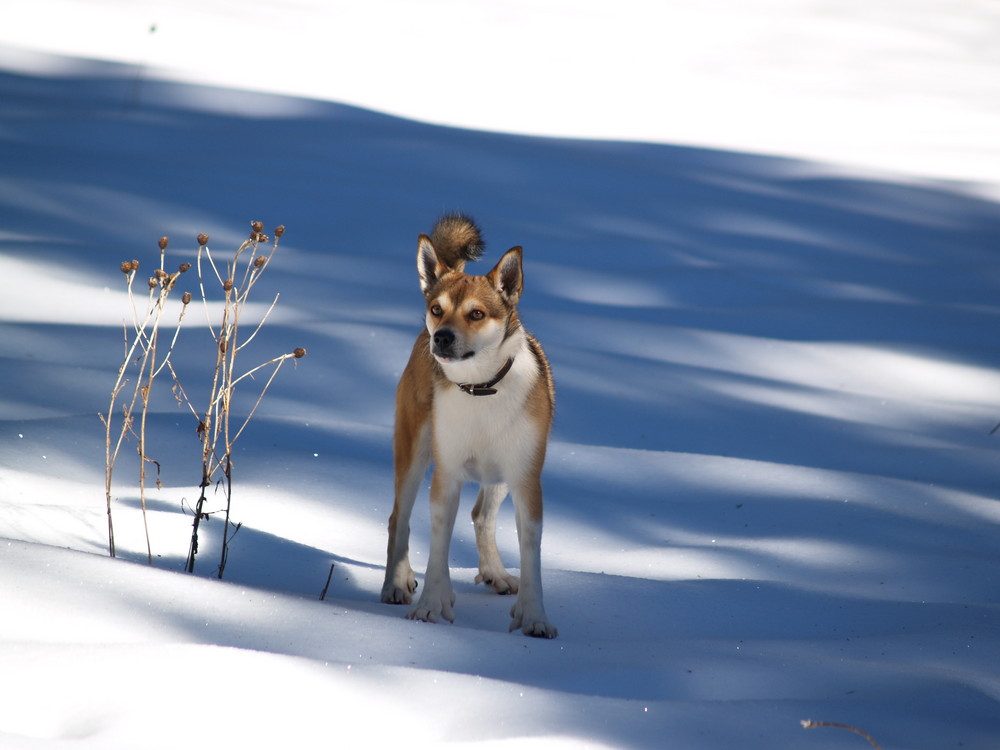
[380,572,418,605]
[381,584,415,605]
[407,588,457,624]
[509,601,558,639]
[475,569,520,596]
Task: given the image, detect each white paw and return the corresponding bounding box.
[509,600,558,639]
[475,569,520,595]
[380,569,417,604]
[407,588,456,624]
[381,583,415,605]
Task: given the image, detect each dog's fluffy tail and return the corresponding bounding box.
[430,213,484,272]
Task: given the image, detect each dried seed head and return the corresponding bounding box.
[154,268,168,279]
[148,277,158,289]
[274,225,285,238]
[197,233,209,246]
[120,261,133,274]
[249,221,267,242]
[293,347,307,359]
[130,260,140,271]
[182,291,192,305]
[223,279,234,292]
[254,256,266,268]
[158,237,169,250]
[178,262,191,273]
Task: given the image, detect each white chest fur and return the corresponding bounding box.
[432,351,544,485]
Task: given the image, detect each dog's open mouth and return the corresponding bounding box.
[434,350,476,364]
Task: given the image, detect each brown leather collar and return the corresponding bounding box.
[457,357,514,396]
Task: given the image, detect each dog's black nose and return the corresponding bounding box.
[433,329,455,350]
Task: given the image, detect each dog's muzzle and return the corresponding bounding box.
[432,329,473,361]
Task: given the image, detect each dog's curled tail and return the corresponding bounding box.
[430,213,484,272]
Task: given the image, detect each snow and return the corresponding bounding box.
[3,0,1000,186]
[1,1,999,748]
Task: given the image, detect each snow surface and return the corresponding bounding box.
[1,1,999,748]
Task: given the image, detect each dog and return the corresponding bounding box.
[380,214,557,638]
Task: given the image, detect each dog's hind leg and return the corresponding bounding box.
[472,484,520,595]
[381,415,430,605]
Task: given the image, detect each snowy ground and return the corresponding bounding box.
[1,2,999,748]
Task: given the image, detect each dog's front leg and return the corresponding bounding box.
[407,472,461,624]
[508,478,558,638]
[382,476,420,604]
[382,418,430,604]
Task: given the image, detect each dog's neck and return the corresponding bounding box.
[456,356,515,396]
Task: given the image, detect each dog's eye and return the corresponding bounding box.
[469,309,485,321]
[430,304,443,317]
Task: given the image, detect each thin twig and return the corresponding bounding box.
[237,237,260,292]
[320,563,336,601]
[102,316,135,557]
[196,244,223,338]
[226,355,294,448]
[167,361,200,421]
[236,293,280,352]
[801,720,882,750]
[151,285,190,379]
[213,351,295,405]
[218,456,233,578]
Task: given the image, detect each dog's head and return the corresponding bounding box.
[417,232,523,369]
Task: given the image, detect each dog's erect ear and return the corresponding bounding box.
[488,246,524,304]
[417,233,447,296]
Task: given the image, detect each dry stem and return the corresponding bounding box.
[801,720,882,749]
[102,248,191,560]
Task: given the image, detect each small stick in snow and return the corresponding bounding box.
[801,720,881,750]
[320,563,336,601]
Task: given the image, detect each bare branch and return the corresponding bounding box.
[801,720,882,750]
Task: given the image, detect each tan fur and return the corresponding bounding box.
[381,215,557,638]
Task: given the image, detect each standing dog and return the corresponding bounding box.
[381,214,557,638]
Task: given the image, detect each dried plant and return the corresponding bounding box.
[100,239,192,561]
[102,222,305,578]
[174,222,305,577]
